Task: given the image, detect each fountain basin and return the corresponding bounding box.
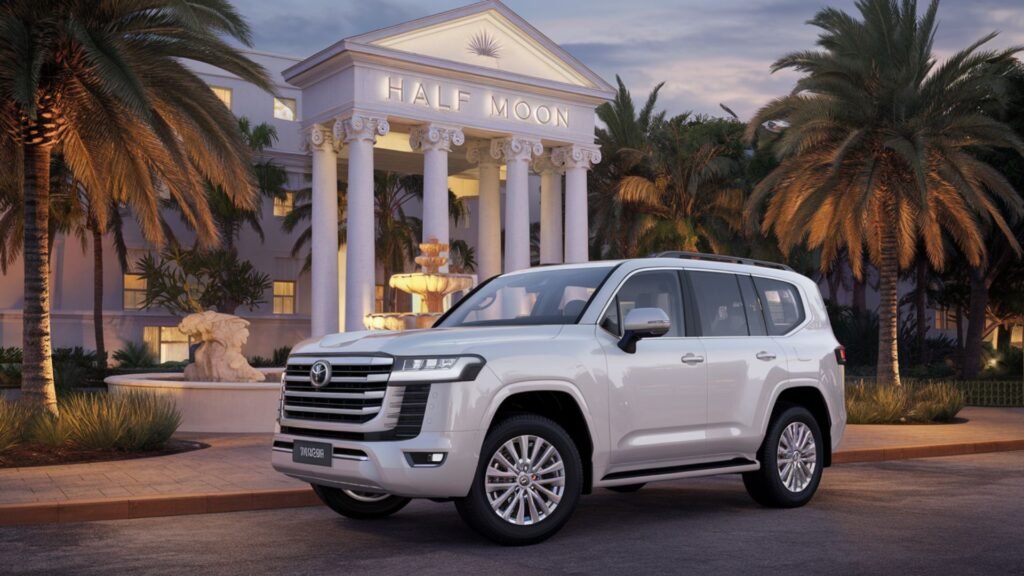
[105,368,282,433]
[363,312,441,331]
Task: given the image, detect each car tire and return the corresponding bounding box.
[743,404,824,508]
[606,483,646,493]
[312,484,411,519]
[455,414,583,546]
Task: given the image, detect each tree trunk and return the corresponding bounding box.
[21,142,59,415]
[915,256,928,363]
[92,224,107,370]
[853,276,867,315]
[962,266,988,379]
[955,305,964,350]
[876,203,901,387]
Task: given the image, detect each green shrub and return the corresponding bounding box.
[0,347,22,364]
[57,392,181,451]
[249,355,273,368]
[112,342,157,368]
[0,398,31,452]
[29,411,68,448]
[0,364,21,388]
[272,346,292,367]
[846,380,967,424]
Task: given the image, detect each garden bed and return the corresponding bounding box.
[0,438,206,469]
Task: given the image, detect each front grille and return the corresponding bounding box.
[280,383,433,442]
[282,356,393,424]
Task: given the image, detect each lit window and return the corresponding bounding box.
[934,306,956,331]
[273,97,297,121]
[211,86,232,109]
[273,192,295,217]
[123,273,147,310]
[143,326,191,364]
[273,281,296,315]
[376,285,385,313]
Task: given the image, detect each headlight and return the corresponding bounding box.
[389,355,485,383]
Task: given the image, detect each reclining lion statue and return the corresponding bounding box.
[178,311,265,383]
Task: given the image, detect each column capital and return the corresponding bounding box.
[466,141,500,166]
[409,125,464,153]
[531,152,563,175]
[491,136,543,163]
[552,144,602,170]
[302,123,336,153]
[334,114,389,145]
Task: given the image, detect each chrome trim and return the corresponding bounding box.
[284,404,381,416]
[284,390,386,400]
[283,373,390,384]
[286,356,394,367]
[271,446,369,462]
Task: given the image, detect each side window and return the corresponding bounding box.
[738,275,767,336]
[690,271,749,337]
[753,277,805,335]
[601,271,684,337]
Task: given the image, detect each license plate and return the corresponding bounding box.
[292,440,332,467]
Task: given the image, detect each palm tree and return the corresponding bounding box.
[0,0,271,414]
[616,115,748,255]
[745,0,1024,386]
[590,76,666,258]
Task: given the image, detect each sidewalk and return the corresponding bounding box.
[1,407,1022,525]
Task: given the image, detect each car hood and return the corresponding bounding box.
[290,325,565,357]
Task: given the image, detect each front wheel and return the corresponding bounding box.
[312,485,411,519]
[743,404,824,508]
[455,414,583,546]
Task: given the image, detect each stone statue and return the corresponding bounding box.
[178,311,265,383]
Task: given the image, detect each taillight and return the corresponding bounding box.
[835,346,847,365]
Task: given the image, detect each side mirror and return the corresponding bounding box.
[618,307,671,353]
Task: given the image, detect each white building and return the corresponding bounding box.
[0,0,615,362]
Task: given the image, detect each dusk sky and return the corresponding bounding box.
[233,0,1024,120]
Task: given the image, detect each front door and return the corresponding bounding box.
[599,269,708,471]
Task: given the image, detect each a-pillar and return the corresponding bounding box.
[532,153,563,265]
[336,114,389,332]
[409,125,464,249]
[492,136,543,272]
[553,144,601,264]
[467,142,502,280]
[305,123,339,337]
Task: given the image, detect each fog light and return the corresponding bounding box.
[405,452,448,467]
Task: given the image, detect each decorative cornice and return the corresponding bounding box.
[302,123,336,153]
[335,114,389,144]
[409,125,465,153]
[552,144,601,170]
[531,152,563,175]
[491,136,543,163]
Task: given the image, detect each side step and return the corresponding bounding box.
[601,457,757,482]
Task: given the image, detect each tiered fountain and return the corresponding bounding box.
[363,239,476,331]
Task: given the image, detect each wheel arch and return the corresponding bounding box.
[481,383,596,494]
[765,385,834,467]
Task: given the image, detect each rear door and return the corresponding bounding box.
[598,269,709,470]
[687,270,788,458]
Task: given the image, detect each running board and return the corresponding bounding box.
[601,457,758,482]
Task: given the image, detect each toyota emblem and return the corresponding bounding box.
[309,360,332,388]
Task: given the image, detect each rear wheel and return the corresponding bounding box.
[312,485,410,519]
[455,414,583,546]
[606,483,646,493]
[743,404,824,508]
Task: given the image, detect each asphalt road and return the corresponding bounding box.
[2,452,1023,576]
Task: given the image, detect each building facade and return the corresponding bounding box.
[0,0,615,361]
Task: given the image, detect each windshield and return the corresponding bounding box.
[437,266,614,327]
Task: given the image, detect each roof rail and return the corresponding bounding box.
[649,251,794,272]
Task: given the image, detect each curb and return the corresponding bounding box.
[2,440,1023,526]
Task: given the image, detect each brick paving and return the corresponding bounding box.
[0,407,1021,508]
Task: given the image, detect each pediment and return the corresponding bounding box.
[346,1,609,91]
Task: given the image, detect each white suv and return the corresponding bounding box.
[272,253,846,545]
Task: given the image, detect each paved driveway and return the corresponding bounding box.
[2,452,1022,575]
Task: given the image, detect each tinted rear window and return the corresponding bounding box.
[753,277,805,335]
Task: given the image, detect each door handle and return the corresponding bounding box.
[756,351,777,361]
[681,353,705,365]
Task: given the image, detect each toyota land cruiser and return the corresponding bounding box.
[271,252,846,545]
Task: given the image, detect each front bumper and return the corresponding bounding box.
[271,428,482,498]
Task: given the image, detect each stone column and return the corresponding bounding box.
[305,123,339,337]
[409,125,464,249]
[553,144,601,264]
[492,137,543,273]
[532,153,564,265]
[336,114,389,332]
[467,142,502,280]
